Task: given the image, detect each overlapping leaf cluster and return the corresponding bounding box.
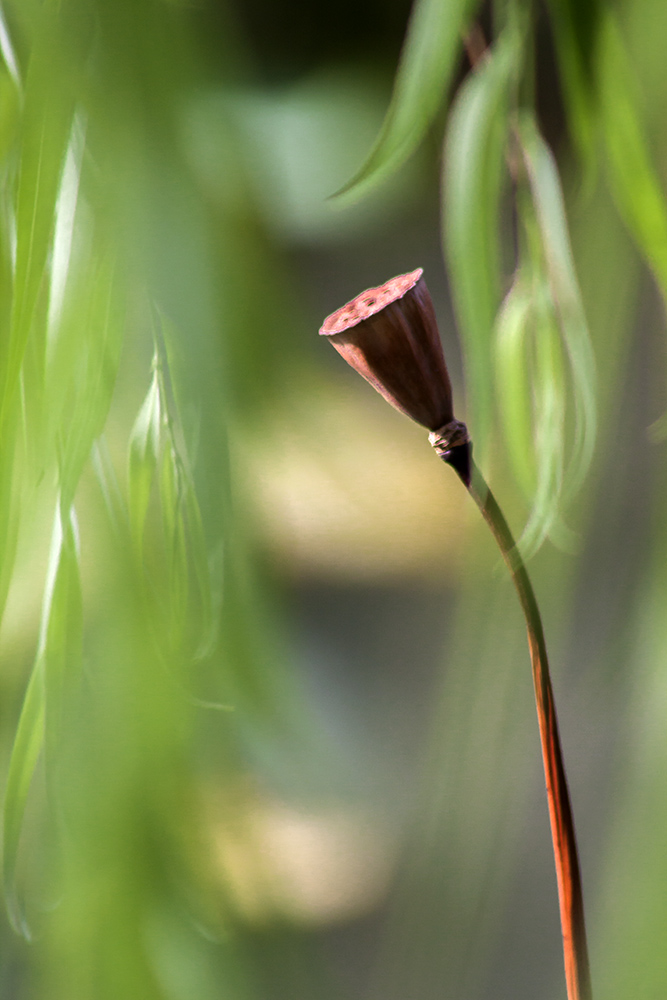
[0,2,270,991]
[342,0,667,554]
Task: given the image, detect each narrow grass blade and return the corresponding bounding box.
[0,424,19,628]
[47,116,85,345]
[158,442,215,662]
[55,252,125,509]
[41,504,83,768]
[597,13,667,437]
[91,436,128,540]
[156,440,188,652]
[128,366,162,550]
[598,14,667,294]
[518,113,597,497]
[494,278,535,497]
[545,0,600,173]
[495,274,572,555]
[154,311,216,658]
[337,0,481,200]
[181,470,216,660]
[2,658,45,937]
[520,286,569,556]
[3,497,81,936]
[443,26,520,454]
[0,2,21,91]
[0,16,73,434]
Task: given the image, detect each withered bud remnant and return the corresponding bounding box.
[320,268,470,484]
[320,269,454,432]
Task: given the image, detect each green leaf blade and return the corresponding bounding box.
[41,505,83,765]
[518,113,597,498]
[128,368,162,549]
[545,0,601,172]
[0,16,74,434]
[443,27,520,454]
[494,278,535,497]
[599,15,667,304]
[2,660,45,938]
[337,0,481,201]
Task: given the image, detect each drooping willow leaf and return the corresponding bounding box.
[597,11,667,439]
[520,281,570,555]
[127,365,162,551]
[518,112,597,499]
[3,502,82,938]
[598,13,667,296]
[337,0,481,200]
[494,276,535,498]
[495,270,573,555]
[2,659,45,937]
[443,25,520,455]
[545,0,601,171]
[0,10,74,435]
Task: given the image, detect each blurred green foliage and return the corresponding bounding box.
[1,0,667,998]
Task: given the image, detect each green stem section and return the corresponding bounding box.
[465,457,591,1000]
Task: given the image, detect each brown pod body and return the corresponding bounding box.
[319,269,454,431]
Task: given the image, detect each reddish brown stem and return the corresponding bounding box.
[461,456,591,1000]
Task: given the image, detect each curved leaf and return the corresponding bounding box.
[159,444,216,662]
[337,0,481,200]
[598,11,667,437]
[0,10,74,435]
[2,501,82,937]
[443,26,520,453]
[41,505,83,767]
[545,0,601,171]
[598,14,667,292]
[520,283,571,556]
[128,366,162,549]
[56,252,125,510]
[518,112,597,497]
[0,3,21,90]
[2,658,45,938]
[494,278,535,497]
[495,274,573,555]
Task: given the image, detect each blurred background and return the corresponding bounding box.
[1,0,667,998]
